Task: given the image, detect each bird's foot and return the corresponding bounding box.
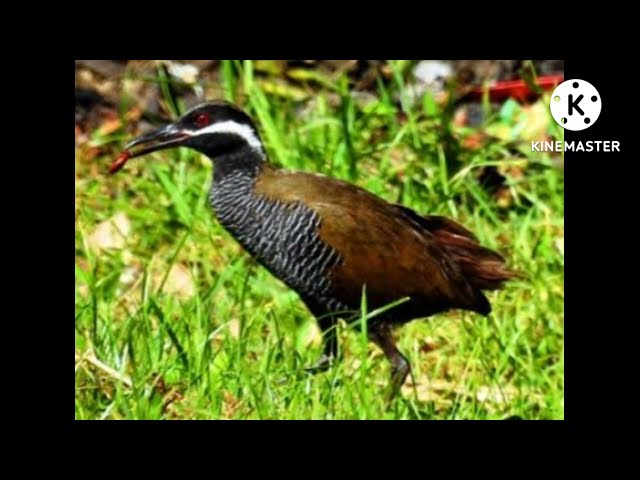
[304,354,334,374]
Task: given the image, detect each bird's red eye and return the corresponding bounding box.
[195,113,210,127]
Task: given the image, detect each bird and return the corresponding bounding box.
[112,100,517,399]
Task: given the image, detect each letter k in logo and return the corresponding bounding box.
[568,94,584,116]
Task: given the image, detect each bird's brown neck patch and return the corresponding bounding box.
[254,164,304,203]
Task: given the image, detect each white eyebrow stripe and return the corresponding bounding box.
[189,120,264,156]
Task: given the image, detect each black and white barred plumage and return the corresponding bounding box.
[210,168,344,310]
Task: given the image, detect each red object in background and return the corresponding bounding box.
[465,73,564,102]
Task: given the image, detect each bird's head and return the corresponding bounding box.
[111,101,264,174]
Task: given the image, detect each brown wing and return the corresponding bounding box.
[255,165,486,317]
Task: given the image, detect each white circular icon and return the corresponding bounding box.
[549,79,601,131]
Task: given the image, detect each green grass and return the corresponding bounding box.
[75,60,564,419]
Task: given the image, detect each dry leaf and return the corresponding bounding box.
[98,118,122,135]
[402,378,454,407]
[162,263,195,300]
[87,212,131,252]
[228,318,240,339]
[167,62,199,85]
[119,265,141,288]
[476,385,517,404]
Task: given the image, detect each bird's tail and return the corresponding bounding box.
[422,215,521,291]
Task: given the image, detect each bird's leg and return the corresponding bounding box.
[369,321,411,401]
[305,312,338,373]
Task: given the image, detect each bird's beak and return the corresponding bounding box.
[124,123,190,159]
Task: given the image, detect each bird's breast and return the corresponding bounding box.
[210,173,342,303]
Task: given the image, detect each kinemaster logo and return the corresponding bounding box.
[532,79,620,153]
